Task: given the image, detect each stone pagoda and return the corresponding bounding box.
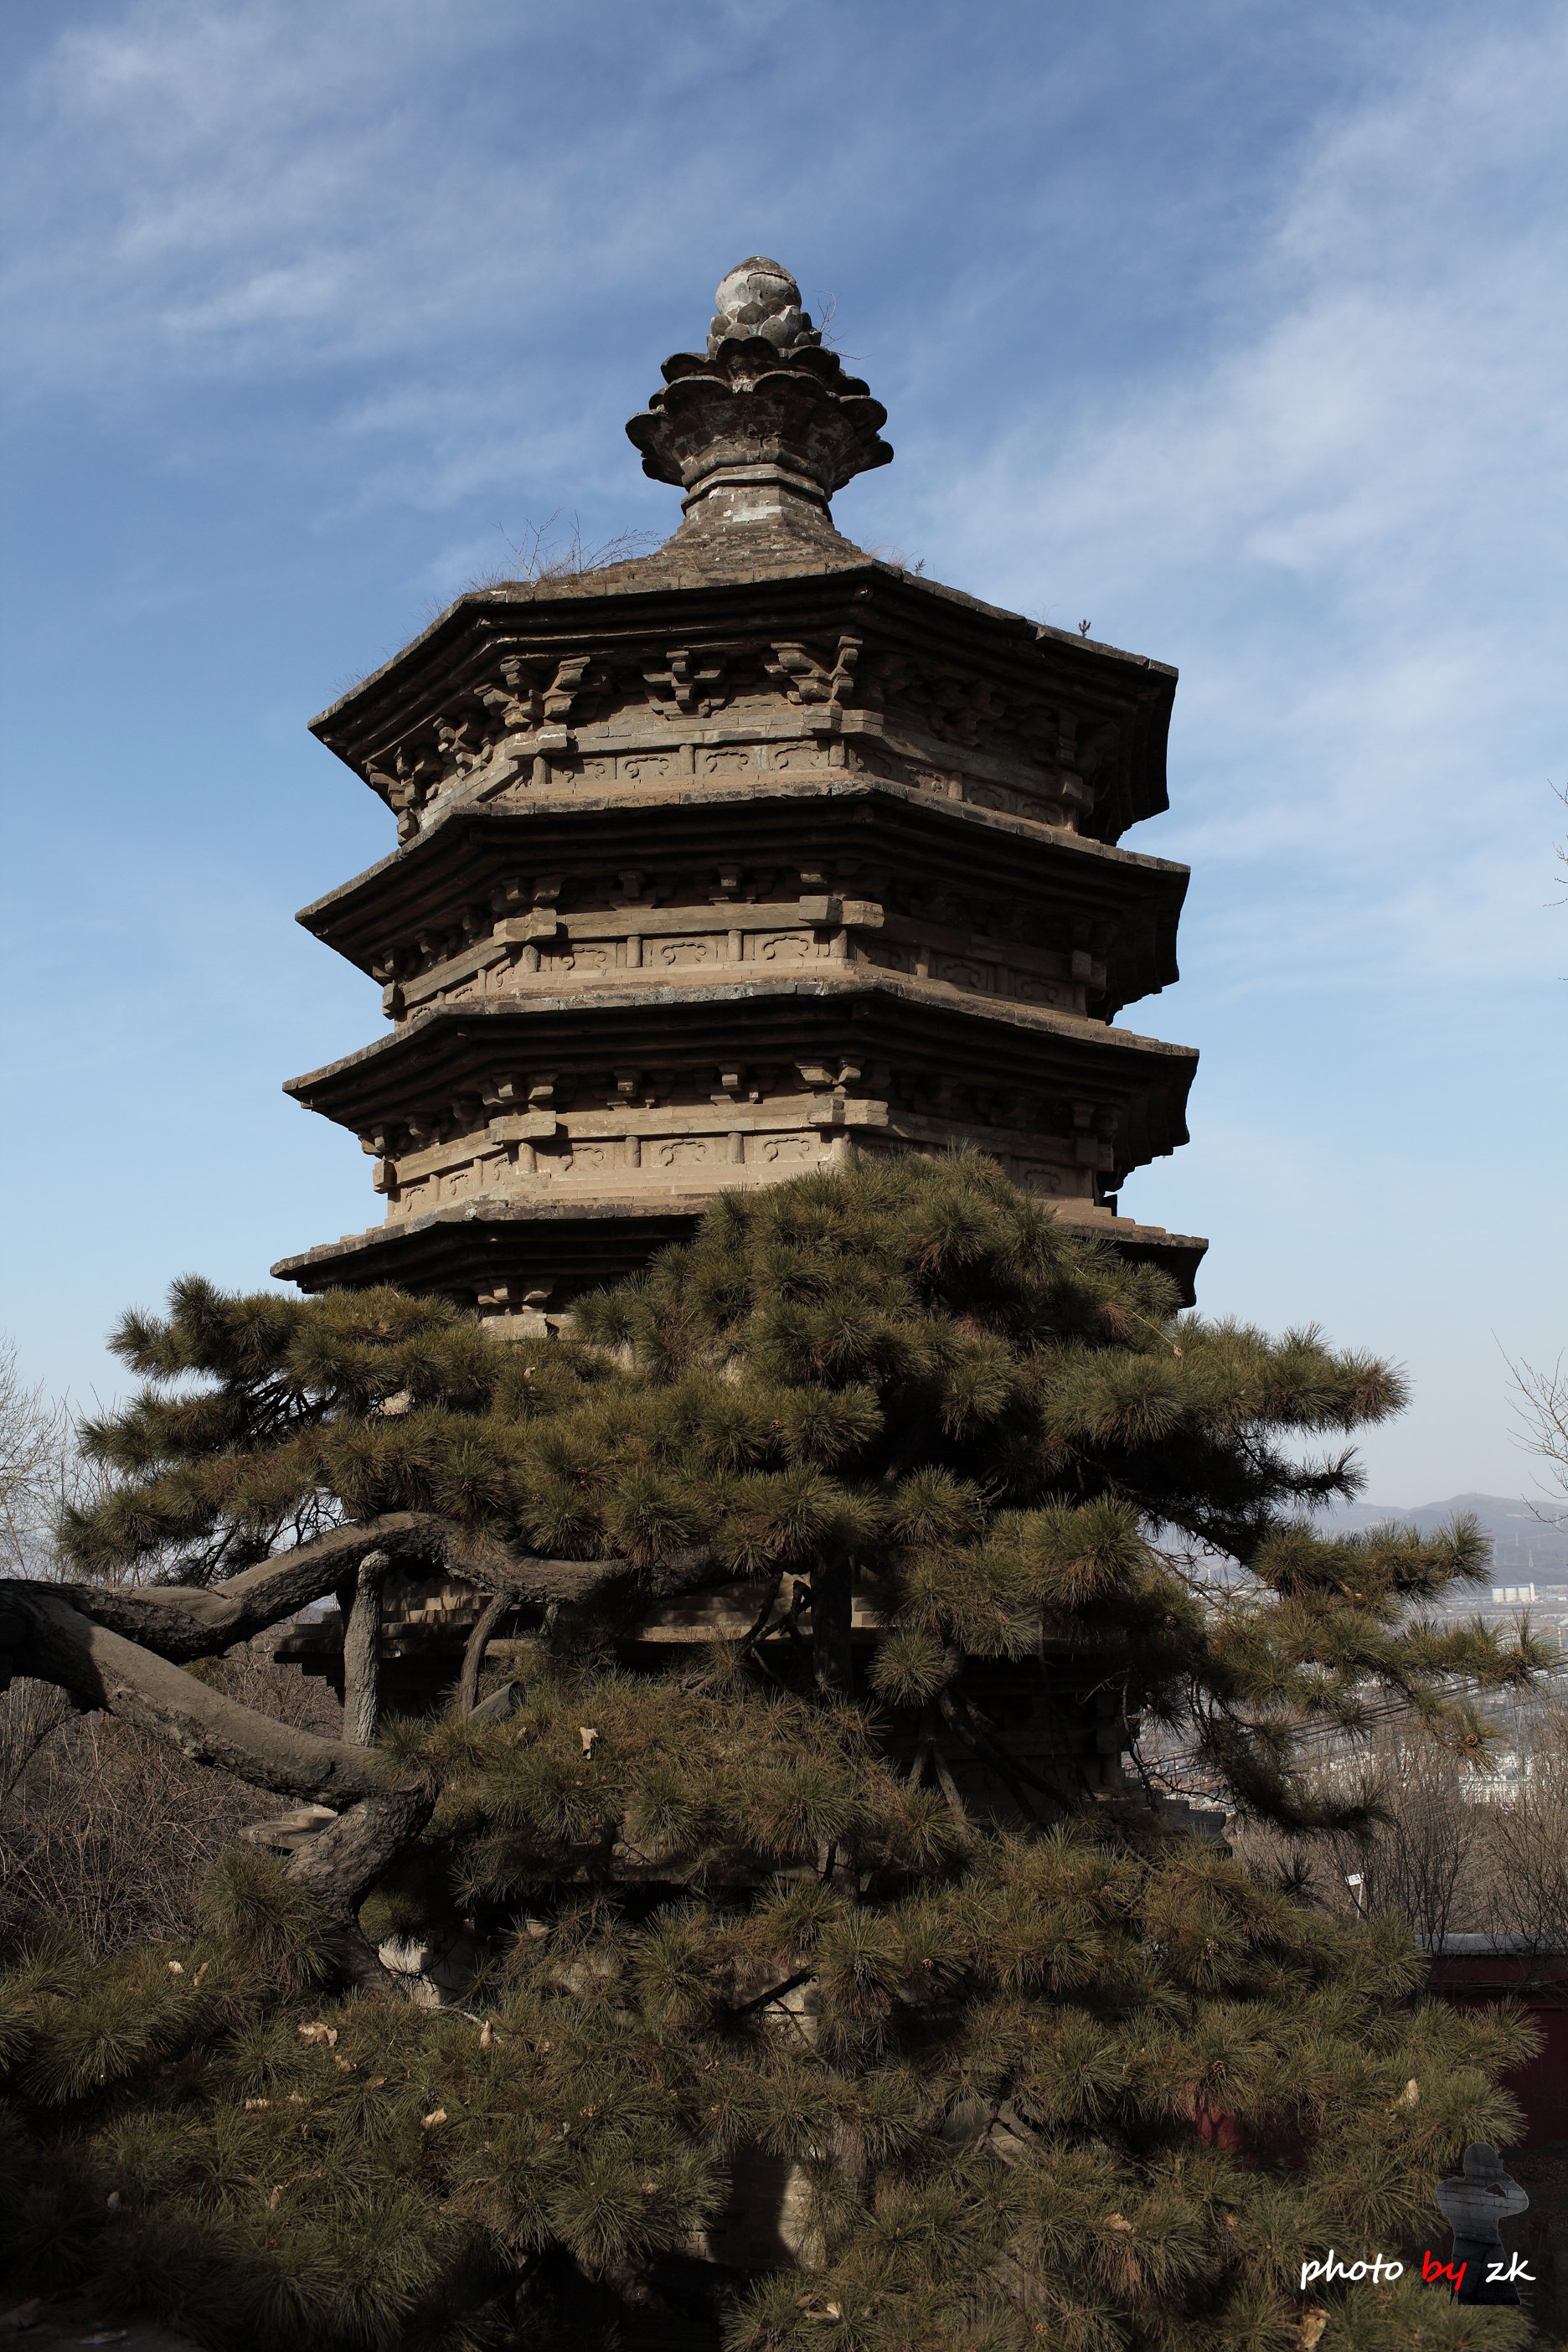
[275,260,1204,1325]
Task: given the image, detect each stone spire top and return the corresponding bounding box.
[626,257,892,539]
[706,257,816,355]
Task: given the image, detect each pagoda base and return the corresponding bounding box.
[272,1189,1207,1318]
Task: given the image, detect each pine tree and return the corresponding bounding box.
[0,1154,1545,2349]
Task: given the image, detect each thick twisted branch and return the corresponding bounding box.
[285,1787,434,1911]
[35,1514,436,1660]
[0,1586,400,1804]
[24,1517,720,1663]
[0,1524,723,1936]
[0,1583,438,1938]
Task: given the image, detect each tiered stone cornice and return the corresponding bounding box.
[276,261,1205,1322]
[310,556,1175,853]
[282,976,1194,1207]
[297,783,1185,1027]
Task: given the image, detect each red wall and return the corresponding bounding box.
[1426,1948,1568,2148]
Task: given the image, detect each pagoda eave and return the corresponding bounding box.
[294,776,1189,1017]
[271,1194,1209,1312]
[309,559,1175,848]
[283,976,1197,1165]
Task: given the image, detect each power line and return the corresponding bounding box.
[1144,1652,1568,1777]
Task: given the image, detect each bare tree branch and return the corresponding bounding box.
[0,1586,405,1806]
[1504,1348,1568,1524]
[283,1785,434,1914]
[27,1516,720,1663]
[342,1550,388,1746]
[457,1591,511,1715]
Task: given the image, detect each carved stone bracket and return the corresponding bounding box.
[479,656,549,731]
[765,633,861,708]
[644,646,730,719]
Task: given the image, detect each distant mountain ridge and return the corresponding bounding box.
[1321,1493,1568,1584]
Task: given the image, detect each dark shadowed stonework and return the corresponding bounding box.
[274,260,1205,1324]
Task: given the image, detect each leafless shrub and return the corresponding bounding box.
[0,1341,90,1803]
[1486,1695,1568,1950]
[0,1338,71,1578]
[1335,1734,1485,1943]
[865,545,927,575]
[1230,1727,1484,1940]
[451,513,658,599]
[0,1646,341,1951]
[0,1338,343,1950]
[1232,1700,1568,1951]
[328,515,666,698]
[0,1680,74,1812]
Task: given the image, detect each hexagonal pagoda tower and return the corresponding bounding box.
[275,260,1204,1326]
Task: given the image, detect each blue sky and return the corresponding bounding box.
[3,0,1565,1501]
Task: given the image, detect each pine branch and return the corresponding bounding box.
[729,1966,814,2017]
[0,1585,405,1807]
[27,1516,722,1663]
[457,1590,511,1713]
[342,1550,388,1745]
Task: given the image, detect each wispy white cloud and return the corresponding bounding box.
[10,0,1560,992]
[6,7,561,384]
[906,16,1568,995]
[1,0,892,412]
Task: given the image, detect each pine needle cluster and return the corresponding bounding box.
[0,1154,1544,2348]
[0,1822,1534,2350]
[65,1152,1538,1817]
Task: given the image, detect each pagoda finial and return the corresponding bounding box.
[626,259,892,526]
[706,257,814,356]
